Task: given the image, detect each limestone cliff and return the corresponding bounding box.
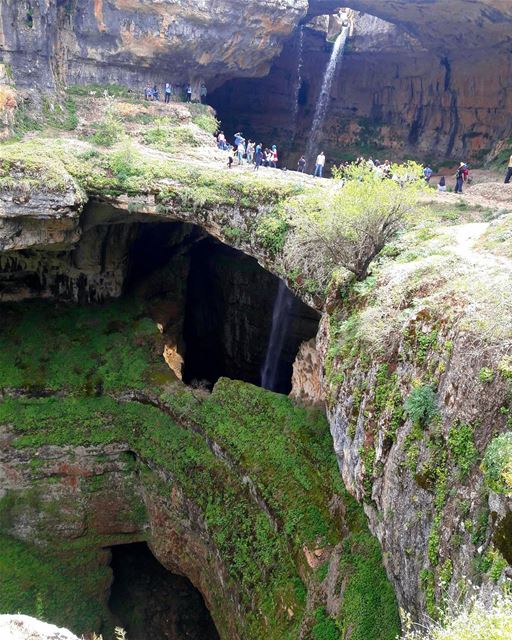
[0,0,307,93]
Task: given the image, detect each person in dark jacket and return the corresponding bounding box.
[504,154,512,184]
[455,162,465,194]
[297,156,306,173]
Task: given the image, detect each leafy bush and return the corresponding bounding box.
[191,112,219,134]
[482,432,512,494]
[287,161,425,281]
[91,98,124,147]
[447,421,478,478]
[256,213,289,256]
[311,608,339,640]
[401,588,512,640]
[91,115,124,147]
[404,385,438,427]
[478,367,494,383]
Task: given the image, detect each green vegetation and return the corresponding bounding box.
[447,421,478,479]
[404,386,438,428]
[0,535,111,633]
[336,505,401,640]
[0,298,400,640]
[482,432,512,495]
[478,367,494,383]
[402,588,512,640]
[287,162,425,282]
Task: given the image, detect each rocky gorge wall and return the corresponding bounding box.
[2,0,512,160]
[0,93,511,638]
[210,10,512,166]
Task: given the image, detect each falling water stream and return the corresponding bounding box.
[261,280,294,391]
[305,25,349,170]
[291,25,305,143]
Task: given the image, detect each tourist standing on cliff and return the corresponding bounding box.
[297,156,306,173]
[423,165,433,184]
[506,155,512,184]
[217,131,227,150]
[164,83,172,103]
[200,83,207,103]
[455,162,465,194]
[237,140,245,165]
[314,152,326,178]
[254,144,263,170]
[270,145,278,168]
[246,141,255,164]
[186,84,192,102]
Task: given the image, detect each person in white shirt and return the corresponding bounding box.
[314,152,326,177]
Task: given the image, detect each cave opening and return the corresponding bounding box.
[123,220,320,393]
[181,236,319,393]
[108,542,219,640]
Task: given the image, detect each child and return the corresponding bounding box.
[227,146,234,169]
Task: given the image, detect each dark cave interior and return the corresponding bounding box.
[108,542,219,640]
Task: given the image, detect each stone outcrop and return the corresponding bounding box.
[0,616,79,640]
[0,0,308,94]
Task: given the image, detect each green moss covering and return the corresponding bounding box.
[0,297,400,640]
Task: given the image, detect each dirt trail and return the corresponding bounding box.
[442,221,512,272]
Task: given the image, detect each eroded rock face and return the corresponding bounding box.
[0,0,307,93]
[210,10,512,164]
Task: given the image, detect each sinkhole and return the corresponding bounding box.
[125,220,319,393]
[108,542,219,640]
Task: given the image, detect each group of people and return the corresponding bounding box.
[215,130,509,192]
[219,132,279,171]
[144,82,207,104]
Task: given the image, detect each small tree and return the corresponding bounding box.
[287,162,424,282]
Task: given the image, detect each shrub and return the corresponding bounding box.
[288,161,425,281]
[447,421,478,478]
[404,385,438,428]
[401,587,512,640]
[478,367,494,383]
[311,608,338,640]
[91,98,124,147]
[482,432,512,495]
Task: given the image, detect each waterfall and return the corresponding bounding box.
[261,280,294,391]
[291,25,304,143]
[305,25,349,170]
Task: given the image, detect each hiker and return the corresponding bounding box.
[455,162,465,194]
[264,149,272,167]
[144,86,151,100]
[246,140,255,164]
[217,131,227,151]
[186,84,192,102]
[438,176,447,192]
[234,132,244,148]
[200,83,207,103]
[314,152,326,177]
[505,154,512,184]
[297,155,306,173]
[462,163,470,183]
[237,140,245,164]
[270,145,278,168]
[165,83,172,103]
[152,85,159,101]
[227,146,234,169]
[254,144,263,170]
[423,165,433,184]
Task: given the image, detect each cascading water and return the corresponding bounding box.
[305,25,349,170]
[291,25,305,143]
[261,280,294,391]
